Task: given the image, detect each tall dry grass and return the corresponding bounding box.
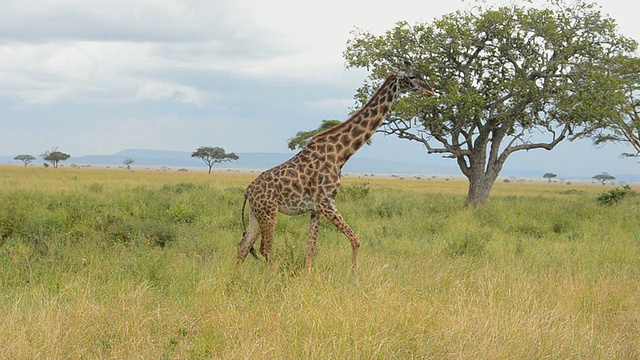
[0,166,638,359]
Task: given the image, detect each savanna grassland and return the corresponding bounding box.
[0,165,639,359]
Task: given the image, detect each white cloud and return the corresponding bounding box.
[0,0,638,179]
[0,0,291,105]
[303,97,353,114]
[0,0,246,43]
[135,82,208,106]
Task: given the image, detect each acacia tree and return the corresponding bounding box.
[41,147,70,169]
[191,146,239,174]
[593,172,615,185]
[123,158,134,171]
[543,172,557,184]
[344,0,636,205]
[14,154,36,167]
[289,119,374,151]
[583,56,640,160]
[288,120,342,150]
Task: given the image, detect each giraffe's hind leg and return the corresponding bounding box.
[258,211,278,270]
[237,212,261,264]
[318,201,360,273]
[305,212,321,272]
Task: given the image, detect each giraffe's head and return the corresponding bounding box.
[389,66,435,97]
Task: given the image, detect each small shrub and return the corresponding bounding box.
[168,203,198,223]
[88,183,103,193]
[560,189,585,195]
[375,202,398,218]
[511,223,547,239]
[551,218,576,234]
[142,221,176,248]
[339,182,370,200]
[107,219,176,248]
[444,231,488,257]
[162,182,198,193]
[596,185,635,206]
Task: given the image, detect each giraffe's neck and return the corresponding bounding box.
[306,75,400,168]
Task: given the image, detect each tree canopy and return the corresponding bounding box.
[583,56,640,159]
[344,0,637,205]
[14,154,35,167]
[543,173,557,183]
[593,172,615,185]
[41,148,70,169]
[123,159,134,171]
[288,120,342,150]
[191,146,239,174]
[289,119,374,151]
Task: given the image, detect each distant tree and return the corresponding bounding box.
[288,119,374,151]
[41,147,70,169]
[593,172,615,186]
[543,173,557,184]
[123,158,134,171]
[191,146,239,174]
[288,120,342,150]
[14,154,36,167]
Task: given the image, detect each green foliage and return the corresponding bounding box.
[41,148,71,168]
[344,0,637,205]
[107,218,176,248]
[288,120,342,150]
[168,203,198,223]
[560,189,586,195]
[191,146,238,174]
[593,171,616,185]
[543,173,557,183]
[0,182,215,251]
[162,182,200,193]
[444,230,489,257]
[596,185,635,206]
[339,181,370,200]
[123,158,134,170]
[14,154,36,167]
[586,56,640,156]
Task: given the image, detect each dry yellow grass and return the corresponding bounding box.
[0,165,638,359]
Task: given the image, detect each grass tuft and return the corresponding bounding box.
[0,167,638,359]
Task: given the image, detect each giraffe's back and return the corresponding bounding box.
[245,151,341,216]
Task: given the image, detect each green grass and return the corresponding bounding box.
[0,166,639,358]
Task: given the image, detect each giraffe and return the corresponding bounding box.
[237,67,434,273]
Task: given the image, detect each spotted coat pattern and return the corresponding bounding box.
[236,69,434,272]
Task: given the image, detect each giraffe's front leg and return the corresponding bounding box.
[305,212,321,272]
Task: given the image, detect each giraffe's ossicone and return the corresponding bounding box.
[237,67,434,273]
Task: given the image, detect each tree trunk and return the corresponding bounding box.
[465,172,498,206]
[461,150,502,206]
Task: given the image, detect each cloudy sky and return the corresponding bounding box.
[1,0,639,178]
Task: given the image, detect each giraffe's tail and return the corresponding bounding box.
[241,193,259,260]
[241,193,248,235]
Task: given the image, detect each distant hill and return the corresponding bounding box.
[0,149,459,175]
[2,149,639,182]
[103,149,459,175]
